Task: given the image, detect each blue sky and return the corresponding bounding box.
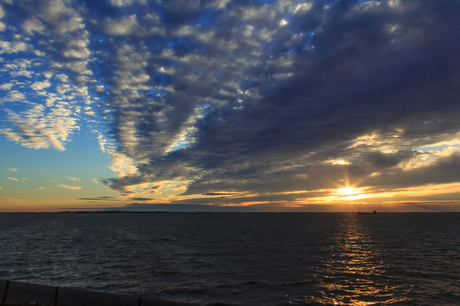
[1,0,460,212]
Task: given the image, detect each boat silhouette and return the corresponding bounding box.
[358,210,377,214]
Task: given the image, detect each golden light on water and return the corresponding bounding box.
[313,214,409,305]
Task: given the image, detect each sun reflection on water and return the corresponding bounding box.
[308,214,409,305]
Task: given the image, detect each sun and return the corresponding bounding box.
[332,185,369,201]
[336,186,359,195]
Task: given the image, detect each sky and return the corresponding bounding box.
[1,0,460,212]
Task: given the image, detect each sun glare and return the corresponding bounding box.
[336,187,359,195]
[332,186,368,201]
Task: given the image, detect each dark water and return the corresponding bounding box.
[0,213,459,305]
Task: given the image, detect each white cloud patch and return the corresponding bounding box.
[0,103,80,151]
[22,17,45,35]
[7,177,18,181]
[108,151,138,177]
[55,74,69,83]
[0,83,13,90]
[97,134,107,153]
[7,168,18,172]
[0,40,29,54]
[104,15,139,36]
[3,90,26,102]
[31,80,52,91]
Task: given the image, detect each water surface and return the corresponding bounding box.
[0,212,459,305]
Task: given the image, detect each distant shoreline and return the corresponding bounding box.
[0,211,457,214]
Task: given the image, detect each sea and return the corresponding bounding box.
[0,212,459,305]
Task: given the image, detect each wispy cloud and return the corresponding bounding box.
[7,177,18,181]
[7,168,18,172]
[77,196,118,201]
[57,184,82,191]
[0,197,26,205]
[67,176,81,182]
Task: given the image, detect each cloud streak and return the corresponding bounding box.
[57,184,82,190]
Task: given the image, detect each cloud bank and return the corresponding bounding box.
[1,0,460,209]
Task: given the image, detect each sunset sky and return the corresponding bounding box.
[1,0,460,212]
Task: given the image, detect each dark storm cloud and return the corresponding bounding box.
[95,0,460,198]
[131,197,155,201]
[365,150,417,169]
[203,192,235,196]
[368,153,460,189]
[4,0,460,205]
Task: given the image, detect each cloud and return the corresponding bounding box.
[203,192,235,196]
[104,15,140,36]
[37,187,45,190]
[0,197,26,205]
[0,40,30,54]
[0,83,14,90]
[0,103,80,151]
[7,177,18,181]
[86,0,460,206]
[77,196,118,201]
[67,176,81,182]
[131,197,153,201]
[109,0,147,6]
[31,80,52,91]
[22,17,45,35]
[3,90,26,102]
[2,0,460,209]
[55,74,69,83]
[57,184,82,190]
[7,168,18,172]
[92,178,98,184]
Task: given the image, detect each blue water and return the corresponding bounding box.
[0,212,459,305]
